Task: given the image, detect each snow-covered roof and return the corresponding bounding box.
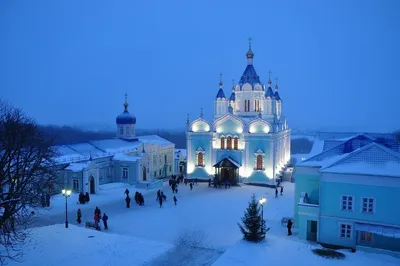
[307,137,325,158]
[320,143,400,177]
[65,162,90,172]
[138,135,174,147]
[53,136,171,164]
[113,154,142,162]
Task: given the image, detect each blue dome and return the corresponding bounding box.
[116,111,136,124]
[229,92,236,101]
[265,86,275,98]
[238,65,262,87]
[215,88,226,99]
[274,91,282,101]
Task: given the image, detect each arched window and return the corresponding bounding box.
[227,136,232,150]
[256,155,263,169]
[220,137,225,149]
[234,137,239,150]
[197,152,204,166]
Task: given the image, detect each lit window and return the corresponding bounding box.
[197,152,204,166]
[234,137,239,150]
[340,223,352,239]
[220,137,225,149]
[256,155,263,169]
[227,136,232,150]
[360,231,372,242]
[362,198,374,214]
[341,196,353,211]
[122,168,128,179]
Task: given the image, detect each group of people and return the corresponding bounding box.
[78,192,91,204]
[76,206,109,230]
[124,189,145,208]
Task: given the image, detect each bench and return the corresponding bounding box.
[85,221,101,231]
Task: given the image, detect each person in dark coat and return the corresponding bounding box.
[102,213,108,230]
[124,189,130,197]
[125,195,131,208]
[275,188,278,198]
[140,193,145,206]
[195,178,198,185]
[134,191,139,205]
[156,190,161,201]
[173,195,177,206]
[158,196,163,208]
[77,208,82,224]
[280,186,283,196]
[78,192,84,204]
[287,219,293,236]
[190,182,193,191]
[85,192,90,203]
[45,193,50,207]
[208,178,211,187]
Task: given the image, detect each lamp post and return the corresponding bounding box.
[61,189,72,228]
[259,197,267,233]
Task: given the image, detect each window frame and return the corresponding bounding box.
[360,231,373,243]
[339,223,352,239]
[341,195,353,212]
[361,197,375,214]
[73,179,79,191]
[233,137,239,150]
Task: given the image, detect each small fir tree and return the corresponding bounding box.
[238,194,267,242]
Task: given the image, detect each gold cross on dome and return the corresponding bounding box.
[248,37,252,46]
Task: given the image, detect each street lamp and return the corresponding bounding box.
[61,189,72,228]
[259,197,267,233]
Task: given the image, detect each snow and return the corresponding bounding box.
[355,223,400,239]
[112,153,142,162]
[308,137,326,157]
[213,236,400,266]
[138,135,174,147]
[12,224,172,266]
[299,153,349,168]
[9,181,400,266]
[65,162,90,172]
[291,153,310,164]
[320,162,400,177]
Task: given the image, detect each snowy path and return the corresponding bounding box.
[27,182,295,266]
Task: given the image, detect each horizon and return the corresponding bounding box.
[1,0,399,133]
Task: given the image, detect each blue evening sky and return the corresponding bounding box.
[0,0,399,132]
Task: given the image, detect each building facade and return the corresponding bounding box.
[293,133,400,253]
[186,41,291,184]
[53,94,175,194]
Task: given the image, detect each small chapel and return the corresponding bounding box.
[186,39,291,184]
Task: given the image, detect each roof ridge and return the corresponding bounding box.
[321,142,400,170]
[303,134,376,163]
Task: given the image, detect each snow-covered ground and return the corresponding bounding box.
[8,181,400,266]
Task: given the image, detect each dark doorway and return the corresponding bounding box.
[143,167,147,181]
[90,176,95,194]
[213,157,240,185]
[307,220,318,241]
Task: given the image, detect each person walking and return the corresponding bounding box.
[190,182,193,191]
[125,195,131,208]
[173,195,177,206]
[102,213,109,230]
[158,196,163,208]
[287,219,293,236]
[77,208,82,224]
[275,188,278,198]
[280,186,283,196]
[124,188,130,196]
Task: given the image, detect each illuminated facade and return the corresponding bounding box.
[186,40,291,184]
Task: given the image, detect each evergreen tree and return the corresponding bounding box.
[238,194,267,242]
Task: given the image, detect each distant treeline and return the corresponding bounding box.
[40,125,313,153]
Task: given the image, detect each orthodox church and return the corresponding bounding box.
[186,40,291,184]
[53,94,176,194]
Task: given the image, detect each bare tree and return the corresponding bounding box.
[0,100,59,264]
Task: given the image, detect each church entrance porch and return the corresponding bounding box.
[90,176,95,194]
[213,157,240,185]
